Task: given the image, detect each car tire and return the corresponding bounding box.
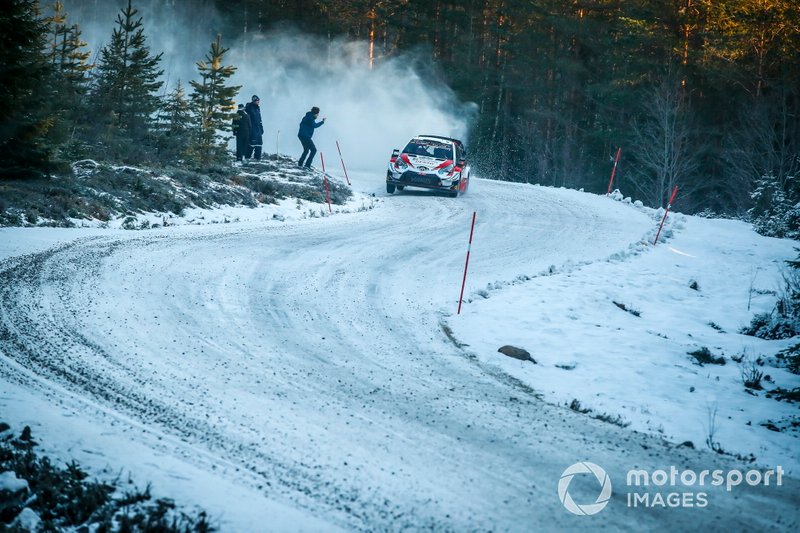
[386,182,396,194]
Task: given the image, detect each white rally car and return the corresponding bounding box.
[386,135,470,197]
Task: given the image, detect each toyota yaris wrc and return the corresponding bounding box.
[386,135,470,197]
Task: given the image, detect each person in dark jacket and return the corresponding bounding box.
[245,95,264,160]
[297,106,326,168]
[232,104,251,163]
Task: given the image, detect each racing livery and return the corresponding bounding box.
[386,135,470,198]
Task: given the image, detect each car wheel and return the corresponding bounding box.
[386,182,396,194]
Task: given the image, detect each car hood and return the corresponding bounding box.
[402,154,452,171]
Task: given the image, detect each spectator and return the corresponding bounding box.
[231,104,251,163]
[245,95,264,160]
[297,106,326,168]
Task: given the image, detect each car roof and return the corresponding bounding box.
[415,135,463,146]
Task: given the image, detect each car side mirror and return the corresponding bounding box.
[391,148,400,157]
[458,159,466,167]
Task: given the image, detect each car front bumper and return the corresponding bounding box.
[387,170,461,191]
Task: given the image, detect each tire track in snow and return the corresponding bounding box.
[1,180,798,530]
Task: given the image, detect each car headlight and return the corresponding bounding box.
[438,163,454,175]
[395,157,408,170]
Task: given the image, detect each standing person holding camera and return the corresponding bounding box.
[297,106,325,168]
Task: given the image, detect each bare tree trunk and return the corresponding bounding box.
[629,73,704,207]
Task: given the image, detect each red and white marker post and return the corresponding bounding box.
[653,185,679,245]
[606,147,622,195]
[320,152,332,213]
[457,211,477,315]
[336,140,352,186]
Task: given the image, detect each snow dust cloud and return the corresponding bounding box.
[228,32,476,172]
[57,0,476,172]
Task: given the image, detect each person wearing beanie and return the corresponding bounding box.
[297,106,326,168]
[245,95,264,160]
[231,104,251,163]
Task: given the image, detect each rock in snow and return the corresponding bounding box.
[497,345,536,363]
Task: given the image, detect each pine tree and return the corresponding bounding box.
[46,0,94,91]
[44,1,93,151]
[58,24,93,87]
[0,0,57,178]
[155,81,193,162]
[45,0,67,64]
[188,34,241,165]
[749,174,800,239]
[90,0,164,148]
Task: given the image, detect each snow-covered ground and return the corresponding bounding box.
[1,169,798,530]
[454,201,800,471]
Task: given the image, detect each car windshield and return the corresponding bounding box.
[403,140,453,160]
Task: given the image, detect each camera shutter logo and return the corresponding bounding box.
[558,462,612,516]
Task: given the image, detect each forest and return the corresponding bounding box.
[1,0,798,234]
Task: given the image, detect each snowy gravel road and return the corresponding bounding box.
[1,176,798,530]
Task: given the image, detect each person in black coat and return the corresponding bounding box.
[245,95,264,160]
[232,104,251,163]
[297,106,326,168]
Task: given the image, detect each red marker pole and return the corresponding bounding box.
[336,140,352,186]
[320,152,332,213]
[457,211,477,315]
[653,185,678,245]
[606,147,622,195]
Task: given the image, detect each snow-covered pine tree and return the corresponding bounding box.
[188,34,241,165]
[748,174,800,240]
[89,0,163,154]
[0,0,58,178]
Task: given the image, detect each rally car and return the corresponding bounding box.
[386,135,470,197]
